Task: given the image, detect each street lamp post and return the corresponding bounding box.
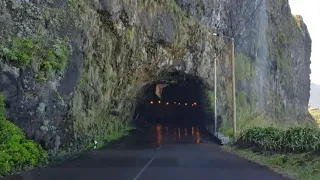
[214,47,217,136]
[212,33,236,140]
[231,37,236,141]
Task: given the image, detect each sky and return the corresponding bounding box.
[289,0,320,85]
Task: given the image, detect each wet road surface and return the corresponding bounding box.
[4,124,290,180]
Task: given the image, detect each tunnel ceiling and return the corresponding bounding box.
[154,71,207,88]
[133,70,209,111]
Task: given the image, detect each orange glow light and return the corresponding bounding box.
[150,101,154,104]
[194,102,197,106]
[158,101,161,104]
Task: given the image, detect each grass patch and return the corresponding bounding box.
[222,121,320,180]
[0,95,48,177]
[310,109,320,127]
[87,126,136,149]
[236,126,320,152]
[223,146,320,180]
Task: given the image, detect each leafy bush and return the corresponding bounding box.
[236,126,320,153]
[0,95,48,177]
[0,38,69,82]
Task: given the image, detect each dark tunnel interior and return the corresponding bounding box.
[133,72,211,129]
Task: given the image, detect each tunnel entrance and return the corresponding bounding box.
[133,71,213,130]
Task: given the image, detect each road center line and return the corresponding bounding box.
[133,145,162,180]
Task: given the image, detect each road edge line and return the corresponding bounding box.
[133,145,162,180]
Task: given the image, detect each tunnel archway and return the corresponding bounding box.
[132,71,218,131]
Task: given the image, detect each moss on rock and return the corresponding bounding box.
[235,52,255,84]
[0,37,69,82]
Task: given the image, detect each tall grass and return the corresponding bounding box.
[220,107,318,138]
[222,108,320,180]
[236,126,320,153]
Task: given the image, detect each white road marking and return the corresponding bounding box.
[132,155,155,180]
[133,145,162,180]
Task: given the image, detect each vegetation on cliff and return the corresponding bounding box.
[0,37,69,82]
[219,51,259,135]
[0,95,48,177]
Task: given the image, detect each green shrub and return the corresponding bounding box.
[0,95,48,177]
[236,126,320,153]
[0,38,69,82]
[0,39,34,65]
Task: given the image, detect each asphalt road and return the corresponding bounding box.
[4,124,290,180]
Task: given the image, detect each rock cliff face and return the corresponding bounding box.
[0,0,311,154]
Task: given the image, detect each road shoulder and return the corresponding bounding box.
[222,145,320,180]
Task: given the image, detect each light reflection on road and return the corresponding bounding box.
[151,124,202,145]
[156,124,162,145]
[196,127,200,144]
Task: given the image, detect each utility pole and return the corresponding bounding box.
[214,53,217,135]
[231,38,236,141]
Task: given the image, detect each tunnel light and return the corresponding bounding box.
[166,102,169,105]
[185,103,187,106]
[194,102,197,106]
[178,103,181,105]
[158,101,161,104]
[150,101,154,104]
[174,102,176,104]
[192,104,194,107]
